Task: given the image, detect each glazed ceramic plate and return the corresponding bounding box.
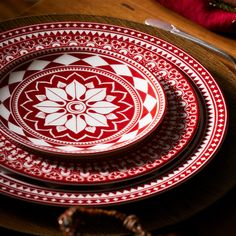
[0,55,199,184]
[0,22,199,183]
[0,24,168,156]
[0,22,227,205]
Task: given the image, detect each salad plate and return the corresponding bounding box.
[0,21,227,206]
[0,26,168,156]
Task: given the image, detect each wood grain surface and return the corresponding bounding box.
[0,14,235,236]
[22,0,235,56]
[0,0,36,20]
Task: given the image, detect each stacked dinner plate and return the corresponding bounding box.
[0,21,227,207]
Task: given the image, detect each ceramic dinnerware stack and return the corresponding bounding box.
[0,21,227,206]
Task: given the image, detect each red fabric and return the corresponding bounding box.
[157,0,236,34]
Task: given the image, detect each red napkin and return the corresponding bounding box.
[157,0,236,34]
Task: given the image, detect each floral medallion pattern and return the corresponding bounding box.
[18,70,135,143]
[34,76,119,134]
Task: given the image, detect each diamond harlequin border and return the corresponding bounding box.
[0,22,227,205]
[5,60,164,150]
[0,51,199,184]
[0,36,168,155]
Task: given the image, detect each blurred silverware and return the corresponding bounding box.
[145,18,236,70]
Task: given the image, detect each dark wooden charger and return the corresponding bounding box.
[0,15,235,236]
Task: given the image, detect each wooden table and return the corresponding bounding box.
[26,1,236,51]
[0,1,236,236]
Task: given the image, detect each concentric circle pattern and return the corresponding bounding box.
[0,22,227,206]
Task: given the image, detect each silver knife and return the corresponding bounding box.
[145,18,236,70]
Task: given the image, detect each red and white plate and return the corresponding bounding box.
[0,56,199,184]
[0,22,227,206]
[0,27,168,156]
[0,21,200,184]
